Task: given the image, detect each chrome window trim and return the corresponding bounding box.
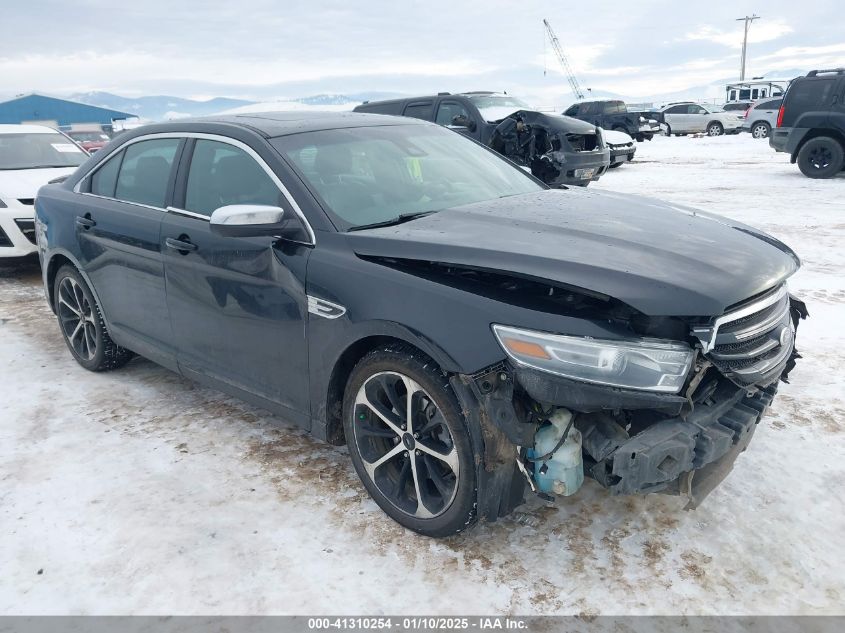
[166,206,209,221]
[692,285,789,353]
[73,131,316,246]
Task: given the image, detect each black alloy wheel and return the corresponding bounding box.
[343,346,476,537]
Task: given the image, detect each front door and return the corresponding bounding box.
[435,100,477,138]
[75,137,182,365]
[161,137,311,415]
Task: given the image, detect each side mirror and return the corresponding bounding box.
[209,204,289,238]
[450,115,477,132]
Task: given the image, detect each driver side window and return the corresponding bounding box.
[184,140,283,216]
[435,102,472,127]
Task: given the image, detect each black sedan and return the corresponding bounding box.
[35,112,805,537]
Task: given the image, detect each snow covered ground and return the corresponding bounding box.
[1,134,843,616]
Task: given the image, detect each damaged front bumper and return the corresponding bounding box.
[576,380,776,506]
[457,293,806,519]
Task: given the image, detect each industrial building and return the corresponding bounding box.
[0,94,136,128]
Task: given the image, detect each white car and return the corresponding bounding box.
[658,102,745,137]
[601,128,636,167]
[0,124,87,257]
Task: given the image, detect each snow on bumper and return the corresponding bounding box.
[0,199,37,257]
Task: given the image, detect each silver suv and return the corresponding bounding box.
[742,98,783,139]
[659,102,744,136]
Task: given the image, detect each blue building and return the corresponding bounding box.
[0,94,136,126]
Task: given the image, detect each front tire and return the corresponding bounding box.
[707,121,724,136]
[342,345,477,537]
[797,137,845,179]
[54,265,133,371]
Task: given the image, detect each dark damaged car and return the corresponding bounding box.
[354,92,610,186]
[34,112,806,538]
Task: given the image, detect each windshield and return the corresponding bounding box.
[274,124,544,231]
[465,94,532,123]
[0,132,87,170]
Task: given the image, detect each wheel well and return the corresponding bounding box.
[323,335,437,446]
[707,120,723,129]
[794,129,845,159]
[45,254,73,312]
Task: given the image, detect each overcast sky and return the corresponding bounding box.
[2,0,843,103]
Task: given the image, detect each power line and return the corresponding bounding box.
[735,14,761,81]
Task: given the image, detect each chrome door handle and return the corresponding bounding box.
[75,215,96,229]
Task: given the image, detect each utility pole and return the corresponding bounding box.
[735,14,760,81]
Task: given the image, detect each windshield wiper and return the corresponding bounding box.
[347,211,437,232]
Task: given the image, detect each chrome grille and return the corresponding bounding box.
[693,285,794,388]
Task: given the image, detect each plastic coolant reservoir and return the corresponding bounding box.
[529,409,584,496]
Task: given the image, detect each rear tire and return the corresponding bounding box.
[342,344,477,537]
[54,265,133,371]
[797,137,845,179]
[751,122,770,139]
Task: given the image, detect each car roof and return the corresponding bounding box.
[0,123,61,134]
[131,111,429,138]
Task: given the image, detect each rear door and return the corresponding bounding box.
[755,99,782,127]
[75,136,183,365]
[402,101,435,122]
[161,136,311,414]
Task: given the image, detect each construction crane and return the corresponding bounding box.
[543,18,585,100]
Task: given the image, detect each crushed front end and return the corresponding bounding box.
[455,283,808,520]
[488,110,610,187]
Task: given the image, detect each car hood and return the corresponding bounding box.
[0,167,78,199]
[346,189,799,317]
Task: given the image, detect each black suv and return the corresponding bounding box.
[770,69,845,178]
[354,92,610,187]
[35,112,805,537]
[563,100,660,141]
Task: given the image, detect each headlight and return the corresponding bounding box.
[639,116,646,123]
[492,324,694,393]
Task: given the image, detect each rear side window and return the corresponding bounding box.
[787,79,837,110]
[90,150,123,197]
[114,138,180,207]
[758,99,781,110]
[185,140,282,216]
[403,102,434,120]
[603,101,625,114]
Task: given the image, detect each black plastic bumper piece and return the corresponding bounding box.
[514,366,688,416]
[577,381,777,499]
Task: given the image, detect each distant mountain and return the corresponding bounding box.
[296,91,404,106]
[67,92,257,121]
